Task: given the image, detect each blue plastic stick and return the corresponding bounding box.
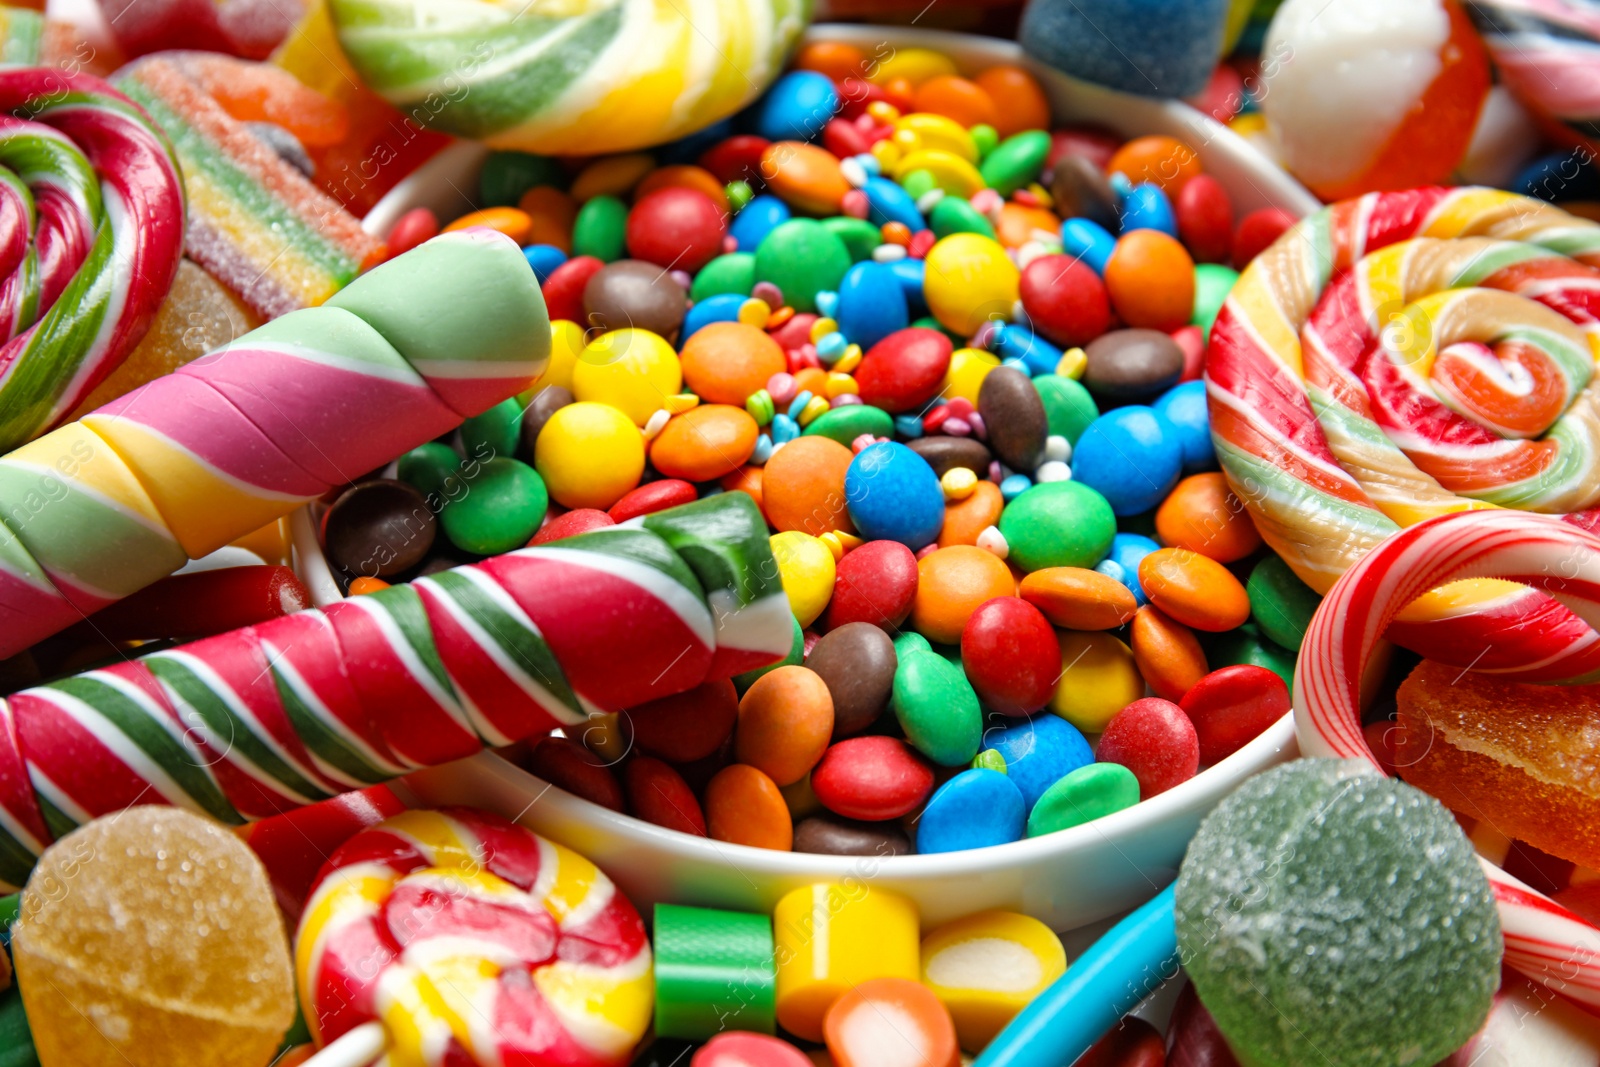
[973,883,1179,1067]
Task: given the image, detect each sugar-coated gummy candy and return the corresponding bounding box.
[920,910,1067,1051]
[1175,759,1501,1067]
[917,768,1026,853]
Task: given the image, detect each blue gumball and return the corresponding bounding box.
[755,71,839,142]
[1071,406,1182,515]
[980,714,1093,809]
[845,441,944,549]
[917,769,1027,854]
[1152,380,1214,472]
[1107,532,1160,606]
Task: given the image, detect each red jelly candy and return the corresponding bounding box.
[699,135,771,185]
[854,327,953,413]
[693,1032,811,1067]
[532,508,615,545]
[1179,665,1290,765]
[824,540,919,631]
[542,255,606,323]
[1097,697,1200,797]
[961,596,1059,716]
[624,756,707,836]
[526,736,625,811]
[626,678,740,764]
[1019,254,1112,348]
[626,187,727,273]
[608,479,698,522]
[810,736,934,821]
[1231,208,1296,270]
[1168,983,1242,1067]
[1079,1016,1166,1067]
[1175,174,1233,265]
[385,208,439,261]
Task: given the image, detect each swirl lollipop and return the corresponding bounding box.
[0,68,184,454]
[1207,186,1600,682]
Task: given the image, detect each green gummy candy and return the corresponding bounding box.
[1247,555,1322,652]
[890,650,982,766]
[1026,763,1139,837]
[1176,759,1501,1067]
[573,195,629,262]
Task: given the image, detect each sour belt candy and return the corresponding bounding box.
[0,68,184,453]
[0,228,548,659]
[1207,186,1600,682]
[296,807,653,1066]
[0,492,788,891]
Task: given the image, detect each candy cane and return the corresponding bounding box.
[1296,508,1600,1008]
[0,67,184,454]
[1207,186,1600,684]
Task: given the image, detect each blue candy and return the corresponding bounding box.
[755,71,839,142]
[1070,406,1183,515]
[917,769,1027,854]
[522,243,567,284]
[864,175,926,231]
[992,323,1064,377]
[980,714,1093,809]
[888,258,929,316]
[1119,183,1177,236]
[1152,380,1214,472]
[729,195,791,251]
[1061,218,1117,274]
[1000,473,1032,500]
[845,441,944,549]
[682,293,748,339]
[836,261,909,349]
[1108,532,1160,606]
[1019,0,1230,98]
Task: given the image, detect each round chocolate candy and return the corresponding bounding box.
[793,814,912,857]
[323,479,436,578]
[1081,328,1185,401]
[582,259,689,337]
[804,622,898,739]
[907,436,994,479]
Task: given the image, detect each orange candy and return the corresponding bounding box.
[635,164,731,216]
[974,66,1051,137]
[793,366,829,398]
[721,465,764,510]
[1154,473,1262,563]
[650,404,759,482]
[996,202,1061,249]
[794,40,870,82]
[939,480,1004,547]
[443,206,532,245]
[1019,567,1138,630]
[735,665,835,786]
[680,321,786,404]
[913,76,999,130]
[347,576,390,596]
[517,186,578,253]
[1105,135,1203,194]
[1138,547,1251,632]
[705,764,793,850]
[1130,604,1209,702]
[1104,230,1195,331]
[824,978,960,1067]
[912,546,1016,644]
[764,141,851,215]
[188,56,350,147]
[763,435,856,535]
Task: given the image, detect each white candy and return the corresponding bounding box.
[1034,461,1072,483]
[977,525,1009,559]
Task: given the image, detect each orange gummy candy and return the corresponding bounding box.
[1396,659,1600,868]
[175,52,349,147]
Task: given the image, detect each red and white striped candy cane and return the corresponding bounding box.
[1296,508,1600,1008]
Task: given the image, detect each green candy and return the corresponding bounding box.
[573,194,629,262]
[754,219,852,312]
[972,749,1007,775]
[0,989,36,1067]
[1026,763,1139,837]
[894,631,933,658]
[979,130,1051,196]
[999,481,1117,572]
[440,457,548,555]
[1202,623,1296,693]
[1176,759,1501,1067]
[653,903,776,1039]
[1192,263,1240,338]
[900,168,938,199]
[735,614,803,693]
[1247,555,1322,652]
[890,648,982,766]
[970,123,1000,160]
[726,179,753,213]
[930,196,997,241]
[692,253,757,301]
[820,216,883,262]
[803,404,893,445]
[397,442,462,500]
[460,397,523,461]
[1033,375,1099,445]
[480,151,563,207]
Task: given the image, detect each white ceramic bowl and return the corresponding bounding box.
[318,25,1314,932]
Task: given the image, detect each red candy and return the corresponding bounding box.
[693,1032,811,1067]
[626,187,727,273]
[960,597,1059,716]
[626,678,740,764]
[542,255,606,323]
[1174,174,1234,265]
[532,508,615,545]
[385,207,439,260]
[1167,983,1242,1067]
[1019,254,1112,348]
[1179,665,1291,765]
[700,134,770,184]
[854,327,953,413]
[1231,207,1296,270]
[241,785,406,922]
[769,311,819,352]
[810,736,934,820]
[835,78,890,120]
[608,479,698,522]
[624,756,707,836]
[1171,325,1205,382]
[1079,1016,1166,1067]
[525,736,625,811]
[1048,125,1122,171]
[824,540,919,631]
[1096,697,1200,797]
[824,117,875,158]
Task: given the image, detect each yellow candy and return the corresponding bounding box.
[817,529,863,560]
[578,713,630,763]
[522,319,585,398]
[769,530,836,628]
[870,139,902,171]
[943,346,1001,405]
[1051,631,1143,732]
[809,317,839,343]
[920,910,1067,1052]
[941,467,978,501]
[665,393,699,414]
[533,401,645,510]
[835,345,863,373]
[824,372,858,398]
[892,128,921,153]
[923,234,1021,337]
[774,884,919,1042]
[866,101,902,125]
[892,149,986,197]
[893,114,979,162]
[738,298,772,327]
[797,396,830,426]
[1057,347,1087,379]
[870,47,958,86]
[570,152,656,201]
[571,328,683,426]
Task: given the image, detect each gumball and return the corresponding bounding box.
[961,597,1060,715]
[1104,230,1195,331]
[1019,254,1112,348]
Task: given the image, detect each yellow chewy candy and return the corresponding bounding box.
[774,883,919,1042]
[923,234,1020,337]
[944,346,1000,405]
[769,530,836,629]
[1051,630,1143,732]
[533,401,644,510]
[571,328,683,426]
[921,910,1067,1052]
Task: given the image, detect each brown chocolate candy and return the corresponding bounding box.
[520,386,574,456]
[908,435,993,479]
[582,259,688,337]
[1050,154,1120,233]
[1082,328,1185,401]
[794,814,912,857]
[978,365,1048,472]
[805,622,897,739]
[323,479,436,578]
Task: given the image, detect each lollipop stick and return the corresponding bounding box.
[973,883,1179,1067]
[301,1022,387,1067]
